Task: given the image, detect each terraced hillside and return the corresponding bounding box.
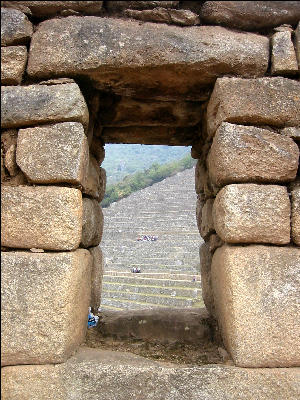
[100,167,204,311]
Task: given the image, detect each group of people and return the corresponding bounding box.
[137,235,158,242]
[131,267,141,273]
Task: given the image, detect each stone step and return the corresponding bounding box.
[104,271,201,280]
[102,275,201,289]
[101,289,201,308]
[100,297,170,310]
[102,282,201,298]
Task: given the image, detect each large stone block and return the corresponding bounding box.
[292,187,300,245]
[1,250,91,366]
[2,1,103,16]
[1,186,83,250]
[81,198,104,248]
[82,156,106,201]
[27,17,268,100]
[271,30,298,75]
[207,77,300,137]
[16,122,89,185]
[89,246,104,313]
[207,123,299,186]
[1,46,27,85]
[1,7,33,45]
[201,1,300,31]
[213,184,290,245]
[211,245,300,367]
[1,82,89,129]
[1,347,300,400]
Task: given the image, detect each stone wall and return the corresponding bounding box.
[1,1,300,398]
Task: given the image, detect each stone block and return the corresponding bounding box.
[91,137,105,164]
[207,77,300,137]
[271,30,298,75]
[1,82,89,130]
[1,186,83,250]
[106,1,179,12]
[1,250,91,366]
[2,347,299,400]
[81,198,104,248]
[27,17,268,100]
[1,46,27,85]
[16,122,89,185]
[201,1,300,31]
[198,199,215,240]
[2,1,103,16]
[82,156,106,201]
[124,8,200,26]
[281,126,300,141]
[199,243,214,315]
[1,129,19,178]
[213,184,290,245]
[207,123,299,186]
[295,22,300,66]
[89,246,104,313]
[292,187,300,245]
[1,7,33,46]
[211,244,300,367]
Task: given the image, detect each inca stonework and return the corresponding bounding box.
[1,1,300,399]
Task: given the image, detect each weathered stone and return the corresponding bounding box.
[27,18,269,101]
[213,184,291,245]
[1,46,27,85]
[16,122,89,185]
[295,22,300,66]
[271,30,298,75]
[201,1,300,31]
[195,160,206,195]
[207,233,223,253]
[211,244,300,367]
[106,1,179,12]
[99,98,202,127]
[198,199,215,240]
[82,156,106,201]
[1,250,91,366]
[81,198,103,248]
[124,8,200,26]
[2,348,299,399]
[90,137,105,164]
[1,129,20,180]
[207,77,300,137]
[2,1,103,16]
[89,246,104,313]
[199,243,214,316]
[1,82,89,130]
[292,187,300,246]
[207,123,299,186]
[1,186,83,250]
[1,7,33,45]
[101,126,197,146]
[281,126,300,141]
[4,142,18,176]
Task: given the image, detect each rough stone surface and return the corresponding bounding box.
[1,250,91,366]
[1,82,89,130]
[207,77,300,137]
[98,308,211,344]
[90,137,105,164]
[281,126,300,141]
[292,187,300,246]
[213,184,291,245]
[99,98,202,127]
[211,244,300,367]
[106,1,179,12]
[201,1,300,31]
[295,22,300,66]
[82,156,106,201]
[27,17,269,100]
[198,199,215,240]
[1,186,83,250]
[199,243,214,316]
[81,198,104,248]
[1,7,33,45]
[16,122,89,185]
[124,8,200,26]
[271,30,298,75]
[2,1,103,16]
[207,122,299,186]
[2,347,299,400]
[1,45,27,85]
[89,246,104,313]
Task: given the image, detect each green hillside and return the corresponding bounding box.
[102,144,191,184]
